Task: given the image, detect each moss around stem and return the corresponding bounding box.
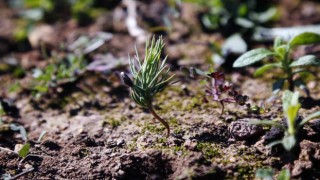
[148,105,170,138]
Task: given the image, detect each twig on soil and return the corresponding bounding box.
[9,167,34,180]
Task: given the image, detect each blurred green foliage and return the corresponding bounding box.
[8,0,109,41]
[31,54,87,97]
[184,0,278,68]
[184,0,277,36]
[233,32,320,93]
[0,103,4,117]
[9,0,103,22]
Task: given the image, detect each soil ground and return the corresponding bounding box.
[0,0,320,179]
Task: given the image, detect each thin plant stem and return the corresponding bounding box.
[148,105,170,138]
[219,101,224,117]
[286,64,294,91]
[283,48,294,91]
[287,74,294,91]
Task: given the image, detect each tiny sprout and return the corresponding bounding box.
[121,36,175,137]
[206,71,249,116]
[186,68,269,116]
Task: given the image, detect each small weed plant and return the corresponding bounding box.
[121,36,175,137]
[205,71,249,116]
[31,54,86,97]
[233,32,320,94]
[251,90,320,151]
[182,68,260,116]
[1,124,46,180]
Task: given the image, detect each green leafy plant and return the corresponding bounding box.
[277,169,290,180]
[185,0,278,68]
[0,103,5,117]
[69,0,98,25]
[251,90,320,151]
[17,33,108,98]
[31,54,86,97]
[255,168,290,180]
[0,124,46,180]
[233,32,320,94]
[0,123,46,159]
[8,0,106,34]
[9,0,58,41]
[9,0,101,22]
[9,124,30,158]
[121,36,175,137]
[255,168,273,180]
[186,0,276,34]
[0,123,29,158]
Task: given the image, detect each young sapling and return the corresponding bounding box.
[121,36,175,137]
[233,32,320,94]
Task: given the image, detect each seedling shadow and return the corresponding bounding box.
[300,97,320,109]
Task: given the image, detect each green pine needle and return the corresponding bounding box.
[121,36,175,137]
[129,36,174,108]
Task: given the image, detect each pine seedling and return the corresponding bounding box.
[121,36,175,137]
